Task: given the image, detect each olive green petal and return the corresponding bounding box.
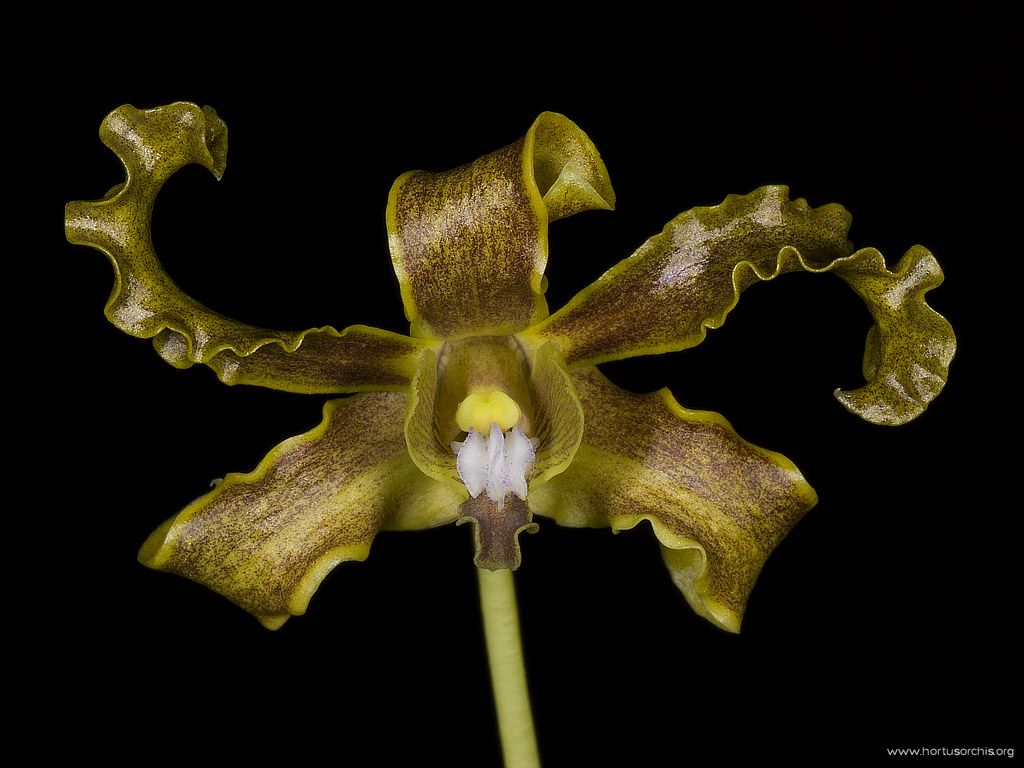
[521,186,851,363]
[387,112,614,339]
[403,349,466,493]
[65,102,421,393]
[828,245,955,424]
[529,368,818,633]
[528,342,584,487]
[202,325,432,394]
[139,392,461,628]
[521,185,954,424]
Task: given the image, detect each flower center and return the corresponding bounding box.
[451,391,536,508]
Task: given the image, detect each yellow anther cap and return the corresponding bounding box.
[456,390,521,433]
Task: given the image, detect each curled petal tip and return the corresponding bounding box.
[98,102,228,181]
[530,112,616,218]
[199,105,228,180]
[832,245,956,425]
[68,101,425,394]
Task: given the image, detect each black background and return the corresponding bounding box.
[29,8,1016,766]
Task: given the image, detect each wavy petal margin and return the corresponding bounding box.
[828,245,955,424]
[520,185,955,424]
[387,112,615,339]
[65,102,428,393]
[530,368,818,633]
[204,325,431,394]
[139,392,462,628]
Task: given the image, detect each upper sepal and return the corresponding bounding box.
[387,112,614,339]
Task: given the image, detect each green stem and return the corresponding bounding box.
[477,567,541,768]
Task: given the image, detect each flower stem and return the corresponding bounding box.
[477,567,541,768]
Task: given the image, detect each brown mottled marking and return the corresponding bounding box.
[139,392,461,627]
[459,495,537,571]
[530,368,818,632]
[205,326,432,394]
[521,186,954,425]
[523,186,853,365]
[387,113,614,339]
[389,140,544,338]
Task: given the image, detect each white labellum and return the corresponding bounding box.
[452,423,537,506]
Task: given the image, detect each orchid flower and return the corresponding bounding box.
[65,102,955,768]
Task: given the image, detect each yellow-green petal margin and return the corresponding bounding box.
[139,392,461,628]
[403,349,467,493]
[528,342,584,487]
[65,102,429,394]
[530,368,818,633]
[520,185,955,425]
[387,112,615,340]
[204,325,432,394]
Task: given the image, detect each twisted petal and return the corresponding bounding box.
[387,112,615,339]
[829,245,955,424]
[139,392,461,628]
[520,186,955,424]
[529,368,818,633]
[65,102,427,393]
